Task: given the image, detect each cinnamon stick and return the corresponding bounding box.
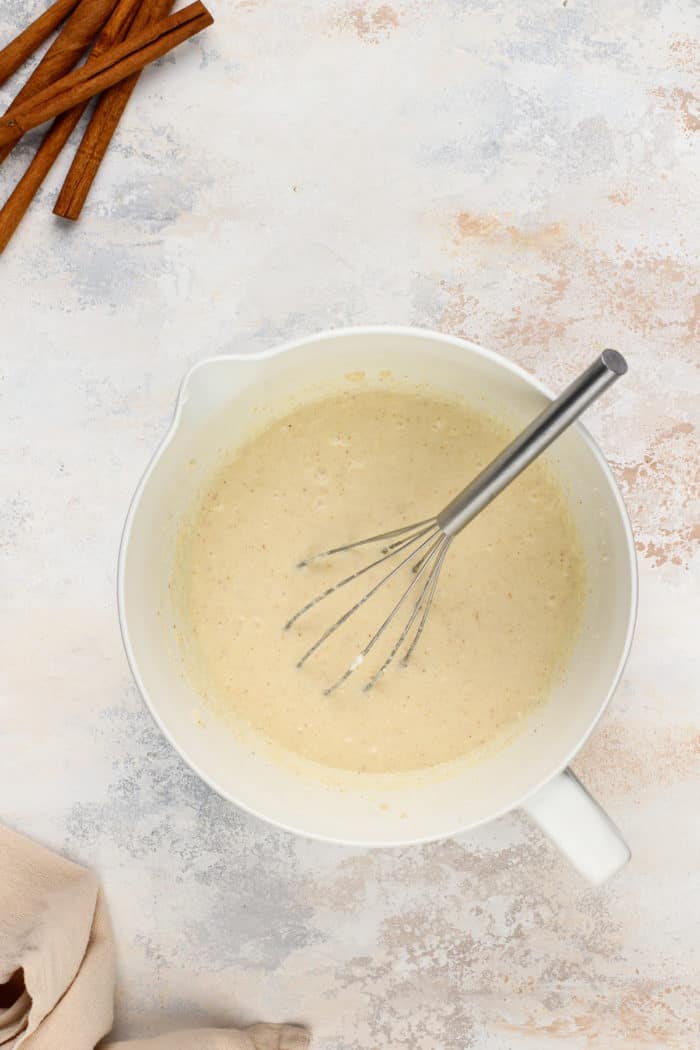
[0,0,142,254]
[0,3,213,151]
[54,0,173,222]
[0,0,121,164]
[0,0,80,89]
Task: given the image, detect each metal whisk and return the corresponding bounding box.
[286,350,627,693]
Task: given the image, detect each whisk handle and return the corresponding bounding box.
[436,349,627,537]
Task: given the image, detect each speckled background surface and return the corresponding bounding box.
[1,1,699,1046]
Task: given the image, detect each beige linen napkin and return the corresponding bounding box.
[0,826,308,1050]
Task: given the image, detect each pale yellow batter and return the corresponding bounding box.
[172,386,586,774]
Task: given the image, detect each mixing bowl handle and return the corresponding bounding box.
[522,767,630,884]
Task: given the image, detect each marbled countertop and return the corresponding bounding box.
[1,1,699,1047]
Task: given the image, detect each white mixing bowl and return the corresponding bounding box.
[118,327,637,883]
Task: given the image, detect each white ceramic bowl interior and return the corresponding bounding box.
[119,328,636,849]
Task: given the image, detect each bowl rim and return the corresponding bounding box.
[117,324,639,846]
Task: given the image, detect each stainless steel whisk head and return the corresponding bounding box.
[285,350,627,694]
[285,517,452,694]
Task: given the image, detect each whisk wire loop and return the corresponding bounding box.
[294,523,441,669]
[324,532,449,695]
